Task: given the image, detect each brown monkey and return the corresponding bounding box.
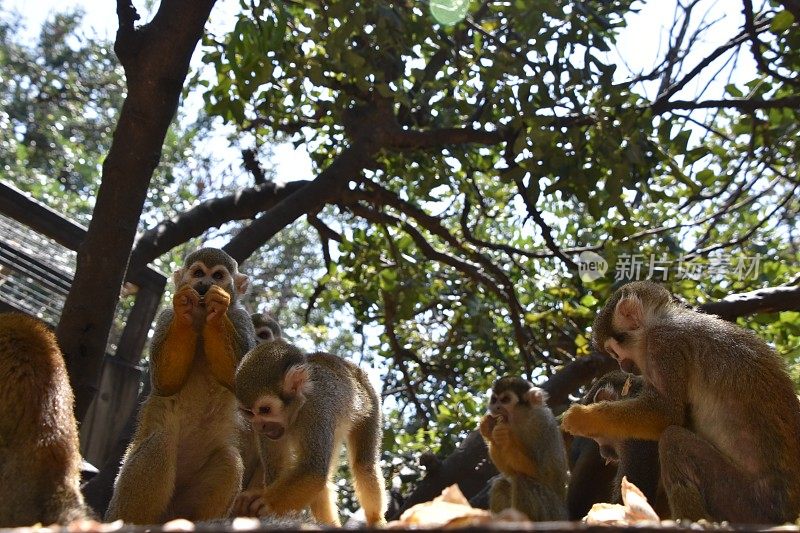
[107,248,257,524]
[234,313,284,515]
[0,313,88,527]
[234,339,386,526]
[251,312,282,343]
[566,371,667,519]
[561,281,800,523]
[479,377,568,521]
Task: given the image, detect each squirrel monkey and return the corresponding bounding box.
[233,312,284,516]
[107,248,257,524]
[562,281,800,523]
[251,312,282,343]
[234,339,386,526]
[0,313,89,527]
[479,377,568,521]
[567,371,667,518]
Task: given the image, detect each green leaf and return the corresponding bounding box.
[771,10,795,32]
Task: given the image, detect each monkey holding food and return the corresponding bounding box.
[479,376,568,521]
[562,280,800,523]
[0,313,89,527]
[234,338,386,526]
[107,248,257,524]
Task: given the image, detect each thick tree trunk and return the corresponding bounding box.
[56,0,217,421]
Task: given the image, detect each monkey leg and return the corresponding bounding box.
[489,476,513,514]
[171,445,243,521]
[308,481,341,526]
[106,428,178,524]
[659,425,784,524]
[347,416,387,525]
[510,475,568,521]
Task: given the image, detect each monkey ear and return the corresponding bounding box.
[284,364,312,397]
[526,387,548,405]
[234,273,250,295]
[615,295,643,330]
[172,267,186,287]
[593,385,617,403]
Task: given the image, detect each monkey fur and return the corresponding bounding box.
[479,376,568,521]
[566,371,667,519]
[107,248,257,524]
[234,339,386,526]
[0,313,89,527]
[562,281,800,523]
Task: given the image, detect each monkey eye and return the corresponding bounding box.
[500,394,512,404]
[239,407,254,418]
[611,331,629,343]
[212,271,224,280]
[258,406,271,415]
[193,269,204,278]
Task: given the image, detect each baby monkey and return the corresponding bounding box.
[234,339,386,526]
[562,281,800,523]
[479,377,568,521]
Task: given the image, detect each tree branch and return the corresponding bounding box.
[653,95,800,113]
[127,180,308,278]
[223,141,378,264]
[57,0,218,420]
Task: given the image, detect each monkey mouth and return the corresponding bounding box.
[262,422,285,440]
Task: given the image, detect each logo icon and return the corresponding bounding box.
[430,0,471,26]
[578,251,608,282]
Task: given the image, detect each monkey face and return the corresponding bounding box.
[238,362,311,440]
[177,261,234,301]
[487,389,519,422]
[240,394,288,439]
[255,326,275,343]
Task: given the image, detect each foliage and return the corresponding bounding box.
[196,0,800,482]
[0,7,205,225]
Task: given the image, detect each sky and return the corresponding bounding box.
[4,0,758,188]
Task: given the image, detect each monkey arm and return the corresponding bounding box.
[490,423,538,478]
[257,434,290,486]
[561,392,681,441]
[151,310,197,396]
[202,286,242,391]
[479,414,496,440]
[203,316,239,391]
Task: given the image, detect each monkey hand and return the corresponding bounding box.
[204,285,231,325]
[479,414,497,440]
[232,490,267,517]
[561,404,601,438]
[491,421,513,450]
[172,285,201,326]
